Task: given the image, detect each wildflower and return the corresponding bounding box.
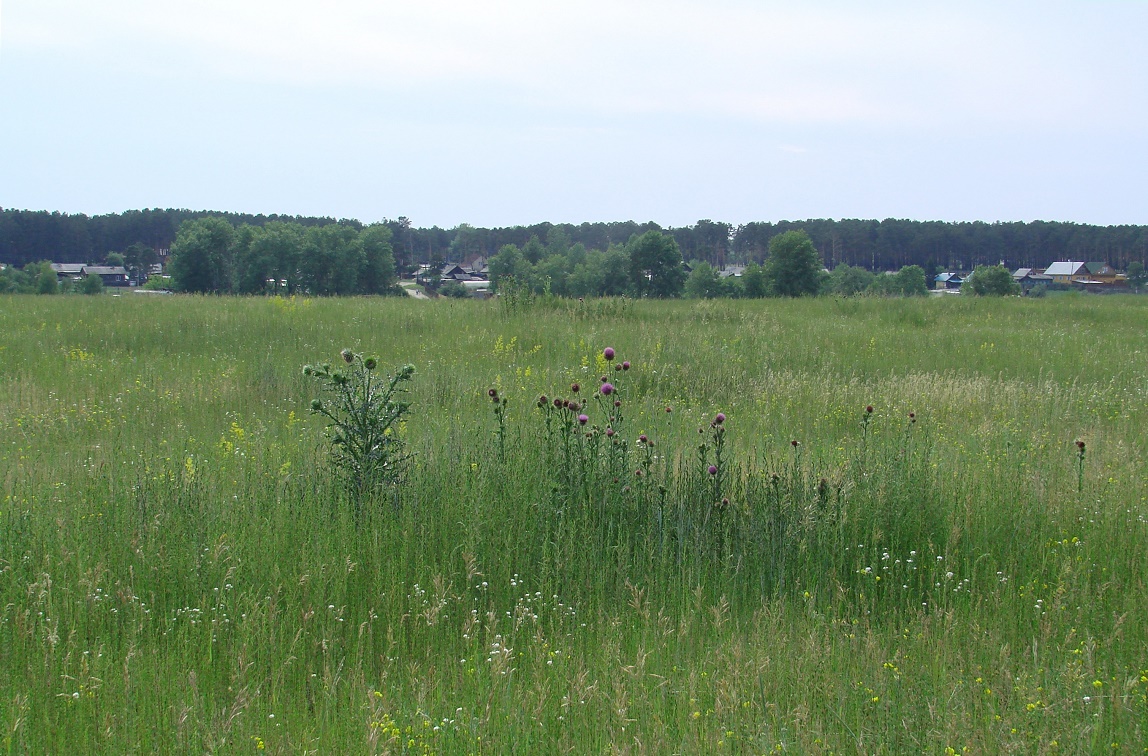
[866,405,873,414]
[1076,439,1086,451]
[341,348,354,363]
[600,383,614,395]
[615,364,622,371]
[488,388,498,399]
[614,400,621,408]
[622,361,630,370]
[605,428,614,437]
[639,434,648,444]
[571,383,580,393]
[714,413,726,425]
[603,347,615,361]
[665,406,672,413]
[791,440,799,447]
[537,395,548,408]
[364,357,378,371]
[578,414,589,425]
[554,398,563,409]
[708,465,718,475]
[720,497,729,508]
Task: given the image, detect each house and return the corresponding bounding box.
[51,263,86,281]
[82,265,130,287]
[1085,262,1120,284]
[718,264,746,279]
[1043,261,1089,285]
[1012,268,1053,293]
[935,272,965,290]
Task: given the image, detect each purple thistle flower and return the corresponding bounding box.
[615,364,622,371]
[554,398,563,409]
[571,383,580,393]
[606,428,615,437]
[622,361,630,371]
[578,414,589,425]
[639,434,648,444]
[600,383,614,395]
[708,465,718,475]
[614,400,621,408]
[603,347,615,361]
[714,413,726,425]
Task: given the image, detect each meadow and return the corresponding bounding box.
[1,292,1146,753]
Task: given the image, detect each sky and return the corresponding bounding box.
[1,0,1146,228]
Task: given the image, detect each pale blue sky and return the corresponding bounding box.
[1,0,1145,227]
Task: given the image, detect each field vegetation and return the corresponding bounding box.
[1,293,1146,753]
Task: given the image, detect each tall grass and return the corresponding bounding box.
[1,293,1146,752]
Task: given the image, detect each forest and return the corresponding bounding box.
[2,207,1147,274]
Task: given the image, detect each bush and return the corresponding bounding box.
[79,273,105,295]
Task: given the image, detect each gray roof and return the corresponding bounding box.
[82,266,129,276]
[51,263,87,274]
[1044,261,1087,276]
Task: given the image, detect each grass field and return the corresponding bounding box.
[1,293,1147,753]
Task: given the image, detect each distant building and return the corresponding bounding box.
[1043,261,1089,285]
[935,272,965,290]
[51,263,86,280]
[1012,268,1053,292]
[82,265,130,287]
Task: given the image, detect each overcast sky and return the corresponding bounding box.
[1,1,1145,228]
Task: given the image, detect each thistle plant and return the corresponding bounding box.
[303,349,416,511]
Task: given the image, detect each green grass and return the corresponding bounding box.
[1,293,1147,753]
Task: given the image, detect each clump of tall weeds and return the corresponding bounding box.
[304,349,415,516]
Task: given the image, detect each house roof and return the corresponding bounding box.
[1044,261,1088,276]
[935,272,964,282]
[82,266,129,276]
[1086,262,1114,275]
[51,263,86,274]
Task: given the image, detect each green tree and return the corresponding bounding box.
[231,224,267,294]
[765,230,822,297]
[1127,261,1146,292]
[168,217,236,293]
[122,242,158,283]
[105,251,126,267]
[826,264,875,296]
[522,236,547,265]
[487,244,532,291]
[963,265,1021,296]
[683,261,725,299]
[79,272,105,295]
[358,225,397,295]
[868,265,930,297]
[627,231,686,298]
[894,265,929,296]
[300,225,363,295]
[36,264,59,295]
[740,262,769,298]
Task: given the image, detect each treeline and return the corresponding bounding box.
[3,208,1147,272]
[165,218,399,295]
